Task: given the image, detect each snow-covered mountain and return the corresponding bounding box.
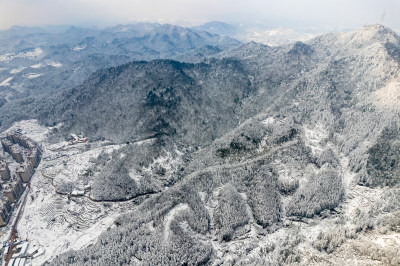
[1,24,400,265]
[0,23,240,118]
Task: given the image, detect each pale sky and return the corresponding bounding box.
[0,0,398,30]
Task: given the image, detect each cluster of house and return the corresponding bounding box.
[5,240,44,265]
[2,133,40,168]
[3,240,44,265]
[70,134,87,145]
[0,132,41,226]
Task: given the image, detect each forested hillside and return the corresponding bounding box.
[0,23,241,131]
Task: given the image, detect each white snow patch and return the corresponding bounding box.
[303,123,328,155]
[370,80,400,108]
[47,61,62,68]
[198,191,206,202]
[143,151,180,177]
[129,169,141,183]
[134,137,156,146]
[10,67,26,74]
[27,73,42,79]
[0,76,13,86]
[373,234,400,248]
[175,148,184,156]
[262,117,275,125]
[73,45,86,51]
[30,63,42,69]
[31,61,62,68]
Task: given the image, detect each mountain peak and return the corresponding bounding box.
[311,24,400,52]
[242,41,270,49]
[348,24,399,45]
[363,24,396,33]
[361,24,399,40]
[213,41,270,60]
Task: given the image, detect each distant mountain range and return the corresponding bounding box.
[0,23,240,115]
[192,21,328,46]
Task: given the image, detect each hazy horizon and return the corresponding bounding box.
[0,0,399,31]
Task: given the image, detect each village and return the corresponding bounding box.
[0,130,42,266]
[0,120,137,266]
